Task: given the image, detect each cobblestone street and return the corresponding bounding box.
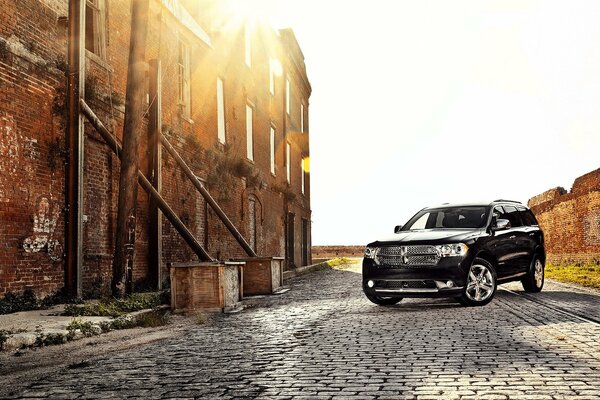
[3,263,600,399]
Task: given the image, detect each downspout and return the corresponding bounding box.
[65,0,86,297]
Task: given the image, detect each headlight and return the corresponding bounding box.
[364,247,378,259]
[436,243,468,257]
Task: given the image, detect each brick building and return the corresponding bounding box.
[0,0,312,298]
[528,168,600,266]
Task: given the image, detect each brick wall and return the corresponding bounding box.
[0,0,312,298]
[0,0,67,297]
[528,168,600,266]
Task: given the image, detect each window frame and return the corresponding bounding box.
[85,0,107,60]
[177,37,192,119]
[269,125,276,175]
[286,142,291,183]
[246,103,254,161]
[216,77,226,144]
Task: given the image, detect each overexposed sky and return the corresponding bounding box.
[259,0,600,244]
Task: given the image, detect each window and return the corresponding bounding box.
[300,158,305,194]
[246,104,253,161]
[216,78,226,144]
[85,0,106,59]
[286,142,291,183]
[403,207,490,230]
[300,103,304,132]
[244,24,251,67]
[178,38,191,119]
[502,205,523,228]
[285,78,291,115]
[518,207,539,226]
[270,126,276,175]
[269,59,275,95]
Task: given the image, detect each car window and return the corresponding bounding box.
[492,206,504,222]
[518,207,538,226]
[502,205,523,228]
[403,206,489,230]
[411,213,429,230]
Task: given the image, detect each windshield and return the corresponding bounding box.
[402,206,490,230]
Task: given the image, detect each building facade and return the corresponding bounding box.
[0,0,312,298]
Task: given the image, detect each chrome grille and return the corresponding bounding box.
[376,280,436,289]
[375,245,440,267]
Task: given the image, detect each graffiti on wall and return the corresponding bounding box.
[0,113,63,261]
[23,195,63,261]
[0,113,36,204]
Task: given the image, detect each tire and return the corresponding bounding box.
[522,255,544,293]
[364,292,402,306]
[459,258,497,307]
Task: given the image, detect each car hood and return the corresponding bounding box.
[368,229,483,246]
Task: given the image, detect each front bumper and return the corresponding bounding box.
[362,255,471,298]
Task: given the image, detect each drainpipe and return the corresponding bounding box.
[65,0,86,298]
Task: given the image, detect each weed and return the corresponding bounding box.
[0,330,9,350]
[196,311,207,325]
[0,40,9,60]
[62,291,169,318]
[35,332,67,347]
[67,317,99,337]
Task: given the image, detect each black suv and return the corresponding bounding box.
[362,200,545,306]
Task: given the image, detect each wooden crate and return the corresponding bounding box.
[169,261,244,313]
[233,257,284,295]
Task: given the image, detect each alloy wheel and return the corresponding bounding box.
[534,259,544,288]
[465,264,495,302]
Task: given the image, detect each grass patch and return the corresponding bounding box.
[0,288,76,315]
[63,291,169,317]
[324,257,361,270]
[545,263,600,289]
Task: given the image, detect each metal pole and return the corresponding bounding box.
[80,99,214,262]
[148,59,163,288]
[65,0,86,297]
[160,134,258,257]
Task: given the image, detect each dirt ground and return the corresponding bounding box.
[0,313,198,397]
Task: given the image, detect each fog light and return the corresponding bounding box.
[367,280,374,288]
[446,280,454,288]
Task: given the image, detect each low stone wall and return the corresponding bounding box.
[311,246,365,260]
[528,168,600,265]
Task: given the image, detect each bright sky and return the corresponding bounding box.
[258,0,600,245]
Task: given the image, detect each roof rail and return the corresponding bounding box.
[493,199,522,204]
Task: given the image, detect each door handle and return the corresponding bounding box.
[509,235,516,240]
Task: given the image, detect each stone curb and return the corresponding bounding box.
[1,306,170,353]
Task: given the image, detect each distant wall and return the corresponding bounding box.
[311,246,364,260]
[528,168,600,265]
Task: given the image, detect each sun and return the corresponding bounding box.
[220,0,295,29]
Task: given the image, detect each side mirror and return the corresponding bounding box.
[492,218,510,231]
[394,225,403,233]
